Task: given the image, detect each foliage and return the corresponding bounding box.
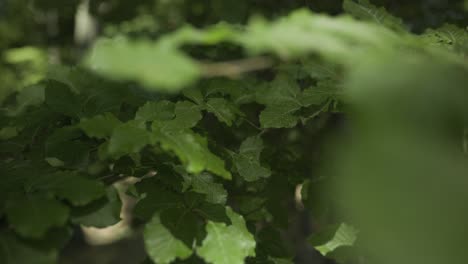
[0,0,467,264]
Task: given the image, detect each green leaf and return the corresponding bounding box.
[144,214,193,264]
[343,0,406,32]
[256,74,301,106]
[183,172,227,204]
[108,121,151,158]
[309,223,359,256]
[71,187,122,228]
[233,136,271,181]
[421,24,468,55]
[204,78,257,105]
[197,207,256,264]
[256,75,303,128]
[5,195,69,238]
[14,84,45,113]
[50,172,106,206]
[0,232,58,264]
[259,102,300,128]
[300,85,332,107]
[44,80,82,117]
[134,178,184,220]
[135,101,176,122]
[0,162,49,194]
[159,101,203,131]
[160,207,205,247]
[45,126,90,167]
[183,87,242,126]
[183,87,205,105]
[45,127,81,147]
[159,23,237,47]
[204,98,240,126]
[301,59,339,80]
[239,9,399,62]
[239,14,333,59]
[257,74,334,128]
[86,38,200,91]
[237,196,267,221]
[194,202,231,224]
[78,113,122,139]
[153,128,231,179]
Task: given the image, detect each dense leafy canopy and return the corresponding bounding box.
[0,0,467,264]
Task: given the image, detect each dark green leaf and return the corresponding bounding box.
[0,232,58,264]
[158,101,203,131]
[45,126,90,167]
[50,172,106,206]
[108,121,151,158]
[71,187,122,228]
[78,113,122,139]
[5,195,69,238]
[233,136,271,181]
[161,207,205,247]
[183,172,227,204]
[204,98,240,126]
[135,100,176,122]
[194,202,231,224]
[44,80,82,117]
[134,178,184,220]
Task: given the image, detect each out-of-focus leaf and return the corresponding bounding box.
[26,170,105,206]
[86,38,200,91]
[343,0,407,32]
[5,195,69,238]
[44,80,82,117]
[0,232,57,264]
[421,24,468,55]
[45,126,90,167]
[237,9,399,62]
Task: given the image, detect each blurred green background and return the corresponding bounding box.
[1,1,468,264]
